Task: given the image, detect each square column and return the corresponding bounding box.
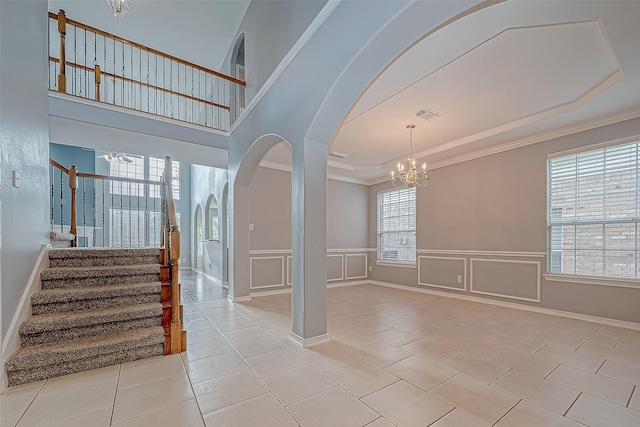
[229,183,251,302]
[290,139,328,346]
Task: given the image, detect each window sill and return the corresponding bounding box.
[376,261,416,269]
[543,273,640,289]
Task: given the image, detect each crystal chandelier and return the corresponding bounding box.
[391,124,429,188]
[105,0,133,19]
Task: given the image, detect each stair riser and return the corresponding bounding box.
[7,344,163,387]
[49,256,160,268]
[41,273,160,289]
[32,293,161,315]
[21,317,162,346]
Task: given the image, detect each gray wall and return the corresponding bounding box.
[222,0,328,103]
[250,167,368,250]
[0,0,50,337]
[369,117,640,323]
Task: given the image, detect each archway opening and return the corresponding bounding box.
[194,204,204,270]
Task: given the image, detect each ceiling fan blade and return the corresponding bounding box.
[123,157,133,163]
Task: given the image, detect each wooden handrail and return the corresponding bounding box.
[49,57,231,111]
[49,158,69,174]
[48,11,245,86]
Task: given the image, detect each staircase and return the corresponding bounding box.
[5,247,167,387]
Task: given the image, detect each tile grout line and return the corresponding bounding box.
[108,364,122,426]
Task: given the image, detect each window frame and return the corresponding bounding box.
[545,135,640,286]
[376,187,417,267]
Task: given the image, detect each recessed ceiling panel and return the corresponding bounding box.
[334,21,619,167]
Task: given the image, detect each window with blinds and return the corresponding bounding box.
[547,140,640,280]
[377,188,416,264]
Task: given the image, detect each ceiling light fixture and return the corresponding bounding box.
[105,0,133,20]
[391,124,428,188]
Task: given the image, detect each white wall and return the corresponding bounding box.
[0,1,50,339]
[191,165,228,281]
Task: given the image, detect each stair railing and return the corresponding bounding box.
[49,158,163,248]
[160,156,185,354]
[48,9,246,131]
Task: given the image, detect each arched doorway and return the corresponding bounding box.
[205,194,218,241]
[194,205,204,270]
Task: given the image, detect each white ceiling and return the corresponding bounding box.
[48,0,249,71]
[262,1,640,184]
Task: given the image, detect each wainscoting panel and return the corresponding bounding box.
[286,256,292,286]
[345,254,368,280]
[470,258,541,302]
[418,256,466,291]
[327,254,344,282]
[250,256,285,289]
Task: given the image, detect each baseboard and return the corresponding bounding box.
[367,280,640,331]
[289,332,330,348]
[190,268,223,286]
[1,244,49,392]
[227,294,251,303]
[250,280,368,298]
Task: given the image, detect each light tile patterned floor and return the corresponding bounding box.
[3,283,640,426]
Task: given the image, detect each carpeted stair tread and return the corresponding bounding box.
[5,326,165,372]
[41,264,160,281]
[32,282,162,305]
[20,303,163,335]
[49,247,159,259]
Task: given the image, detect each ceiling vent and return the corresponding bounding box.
[329,151,348,158]
[414,107,440,121]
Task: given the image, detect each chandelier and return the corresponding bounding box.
[391,124,429,188]
[105,0,133,19]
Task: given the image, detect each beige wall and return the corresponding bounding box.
[369,117,640,323]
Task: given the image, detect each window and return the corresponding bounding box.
[109,209,180,247]
[377,188,416,264]
[547,140,640,279]
[109,156,144,197]
[149,157,180,199]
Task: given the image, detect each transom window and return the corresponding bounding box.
[149,157,180,199]
[547,140,640,279]
[377,188,416,264]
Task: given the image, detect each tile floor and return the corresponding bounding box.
[2,283,640,426]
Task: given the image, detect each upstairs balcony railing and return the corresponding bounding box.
[48,10,246,131]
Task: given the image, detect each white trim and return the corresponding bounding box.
[187,268,222,286]
[327,254,344,282]
[258,161,371,186]
[416,249,546,258]
[328,280,370,288]
[228,1,340,133]
[249,248,376,255]
[418,256,467,291]
[250,256,285,289]
[470,258,541,303]
[228,294,251,303]
[250,249,291,255]
[2,244,49,388]
[375,261,417,269]
[366,280,640,331]
[286,256,292,286]
[547,134,640,159]
[251,288,292,297]
[543,273,640,289]
[345,254,368,280]
[289,332,330,348]
[327,248,376,253]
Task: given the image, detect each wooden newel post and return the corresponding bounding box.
[95,65,101,101]
[57,9,67,93]
[170,228,182,353]
[69,165,77,247]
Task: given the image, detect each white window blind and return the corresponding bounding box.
[109,156,144,197]
[547,140,640,279]
[377,188,416,263]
